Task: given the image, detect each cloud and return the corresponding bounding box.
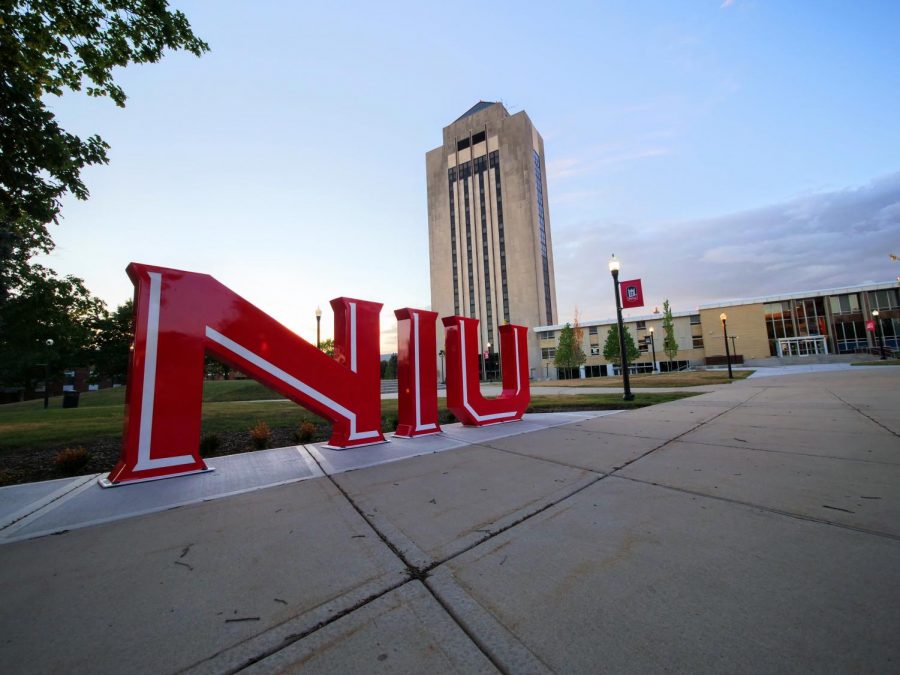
[546,157,582,180]
[720,0,735,8]
[551,171,900,322]
[547,143,673,186]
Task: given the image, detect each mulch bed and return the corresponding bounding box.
[0,425,334,488]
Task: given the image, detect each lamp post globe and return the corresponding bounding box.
[608,255,620,274]
[720,313,733,379]
[608,254,633,401]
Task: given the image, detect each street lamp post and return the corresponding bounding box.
[315,306,322,350]
[873,309,886,360]
[43,338,54,410]
[720,313,734,379]
[729,335,738,361]
[648,327,657,373]
[438,350,445,384]
[486,342,492,381]
[608,255,634,401]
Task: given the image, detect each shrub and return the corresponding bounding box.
[199,433,220,456]
[381,415,397,433]
[296,421,316,443]
[249,421,271,449]
[55,447,91,475]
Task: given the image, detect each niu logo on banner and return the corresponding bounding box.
[620,278,644,309]
[105,264,529,486]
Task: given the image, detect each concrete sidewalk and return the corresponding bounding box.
[1,368,898,673]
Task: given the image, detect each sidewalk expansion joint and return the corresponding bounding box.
[308,443,605,672]
[0,473,100,537]
[263,448,518,673]
[419,474,605,577]
[467,439,607,476]
[305,449,422,577]
[613,474,900,542]
[199,577,413,675]
[606,388,765,478]
[828,389,900,439]
[663,437,900,467]
[419,579,522,675]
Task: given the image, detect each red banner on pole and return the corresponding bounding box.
[620,279,644,309]
[866,320,876,332]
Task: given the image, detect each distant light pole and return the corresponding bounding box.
[729,335,738,361]
[720,313,734,379]
[315,306,322,349]
[608,255,634,401]
[438,350,445,384]
[42,338,54,410]
[648,327,657,373]
[873,309,886,360]
[486,341,492,381]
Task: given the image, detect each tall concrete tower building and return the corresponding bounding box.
[426,101,558,377]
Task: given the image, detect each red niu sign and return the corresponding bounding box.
[106,263,530,486]
[620,279,644,309]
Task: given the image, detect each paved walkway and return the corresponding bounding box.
[1,368,898,673]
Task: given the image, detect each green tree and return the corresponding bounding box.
[319,338,335,358]
[662,299,679,370]
[0,265,106,392]
[0,1,209,305]
[91,299,133,385]
[602,324,640,369]
[381,353,398,379]
[554,323,586,376]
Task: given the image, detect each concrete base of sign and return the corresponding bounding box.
[320,438,391,450]
[97,466,215,488]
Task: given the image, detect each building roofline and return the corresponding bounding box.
[532,280,898,331]
[534,310,695,332]
[696,280,899,310]
[453,100,502,123]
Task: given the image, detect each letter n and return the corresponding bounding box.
[442,317,530,426]
[394,308,440,437]
[105,263,384,486]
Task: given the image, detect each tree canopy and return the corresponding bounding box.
[554,323,586,371]
[0,265,106,391]
[0,0,209,303]
[0,1,207,393]
[602,324,640,366]
[91,299,133,384]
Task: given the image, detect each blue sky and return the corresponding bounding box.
[43,0,900,347]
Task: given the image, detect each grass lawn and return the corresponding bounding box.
[533,369,754,388]
[0,382,697,453]
[851,359,900,366]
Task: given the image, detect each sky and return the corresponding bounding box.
[42,0,900,349]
